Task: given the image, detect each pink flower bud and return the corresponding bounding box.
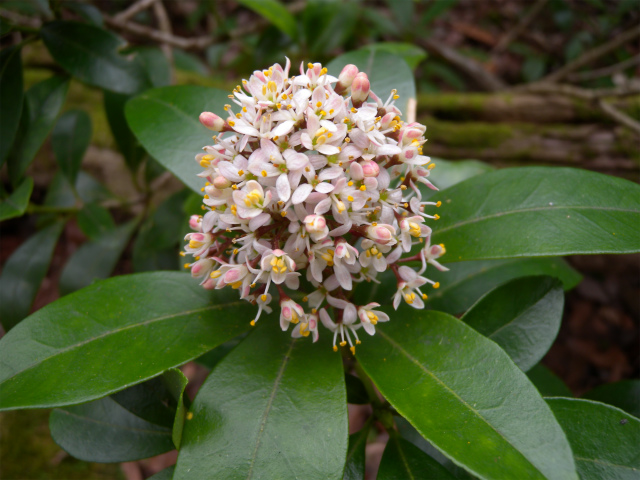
[360,160,380,177]
[335,64,359,94]
[199,112,225,131]
[366,224,397,245]
[351,72,370,108]
[304,214,327,233]
[213,175,231,189]
[189,215,202,230]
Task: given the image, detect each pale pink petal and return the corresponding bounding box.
[292,183,313,204]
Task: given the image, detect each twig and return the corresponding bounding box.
[597,99,640,135]
[112,0,158,24]
[493,0,548,53]
[543,24,640,83]
[566,54,640,82]
[151,0,175,82]
[0,9,42,29]
[422,38,506,92]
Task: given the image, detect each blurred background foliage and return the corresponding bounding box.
[0,0,638,478]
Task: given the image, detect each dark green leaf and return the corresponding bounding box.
[327,50,416,118]
[0,177,33,221]
[64,2,104,26]
[148,466,175,480]
[104,91,146,172]
[173,49,209,76]
[345,373,369,405]
[7,75,69,184]
[111,375,177,428]
[0,272,254,410]
[384,0,414,29]
[462,276,564,371]
[41,21,149,94]
[583,380,640,418]
[76,203,115,240]
[421,0,459,25]
[237,0,297,39]
[59,219,137,295]
[343,424,369,480]
[361,43,427,70]
[126,86,229,193]
[134,47,171,88]
[378,436,456,480]
[50,396,174,462]
[194,332,248,369]
[527,364,573,398]
[52,110,92,185]
[174,322,348,480]
[357,309,577,480]
[0,222,64,331]
[44,170,111,208]
[0,46,23,166]
[163,368,189,449]
[431,167,640,260]
[308,2,359,57]
[523,56,546,82]
[546,398,640,479]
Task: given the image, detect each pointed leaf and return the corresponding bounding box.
[431,167,640,260]
[360,43,427,70]
[44,170,111,208]
[237,0,297,39]
[0,46,23,166]
[52,109,92,185]
[50,396,174,462]
[134,47,171,88]
[163,368,189,449]
[59,219,137,295]
[0,221,64,331]
[8,75,70,184]
[174,322,348,480]
[41,21,149,94]
[0,272,253,410]
[546,398,640,479]
[103,91,146,172]
[126,86,229,193]
[343,424,369,480]
[462,276,564,371]
[76,203,115,240]
[527,364,573,398]
[378,436,456,480]
[583,380,640,418]
[357,309,577,480]
[327,49,416,117]
[0,177,33,221]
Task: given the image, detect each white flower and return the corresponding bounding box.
[279,299,305,331]
[358,303,389,335]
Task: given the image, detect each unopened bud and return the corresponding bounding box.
[213,175,231,189]
[199,111,225,131]
[189,214,202,230]
[335,64,359,94]
[366,224,396,245]
[351,72,370,108]
[361,160,380,177]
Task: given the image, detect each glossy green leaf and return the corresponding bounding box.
[44,170,111,208]
[134,47,171,88]
[76,203,115,240]
[164,368,189,449]
[583,380,640,418]
[462,276,564,371]
[59,219,137,295]
[546,398,640,479]
[194,332,248,369]
[64,2,103,26]
[422,158,494,200]
[527,364,573,398]
[126,86,229,193]
[174,322,348,480]
[7,75,69,184]
[50,396,174,462]
[237,0,297,39]
[327,50,416,116]
[104,91,146,172]
[148,466,175,480]
[343,424,369,480]
[431,167,640,261]
[357,309,577,480]
[0,222,64,331]
[360,43,427,70]
[0,46,23,166]
[0,272,254,411]
[345,373,369,405]
[0,177,33,221]
[378,436,456,480]
[52,110,92,185]
[41,21,149,94]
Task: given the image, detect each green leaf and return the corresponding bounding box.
[421,0,459,25]
[462,276,564,371]
[52,110,92,185]
[64,1,104,26]
[134,47,171,88]
[0,177,33,221]
[327,50,416,117]
[431,167,640,261]
[360,43,428,70]
[104,91,146,172]
[44,170,111,208]
[378,436,456,480]
[343,424,369,480]
[357,309,577,480]
[76,203,116,240]
[173,49,209,76]
[41,21,149,94]
[194,332,248,369]
[421,158,494,200]
[583,380,640,418]
[126,86,229,193]
[7,75,70,184]
[546,398,640,479]
[527,364,573,398]
[0,272,254,411]
[384,0,414,29]
[345,373,369,405]
[0,46,23,166]
[148,466,175,480]
[163,368,189,449]
[0,222,64,331]
[237,0,297,39]
[174,322,348,480]
[50,396,174,462]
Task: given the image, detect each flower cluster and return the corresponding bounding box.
[184,59,447,353]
